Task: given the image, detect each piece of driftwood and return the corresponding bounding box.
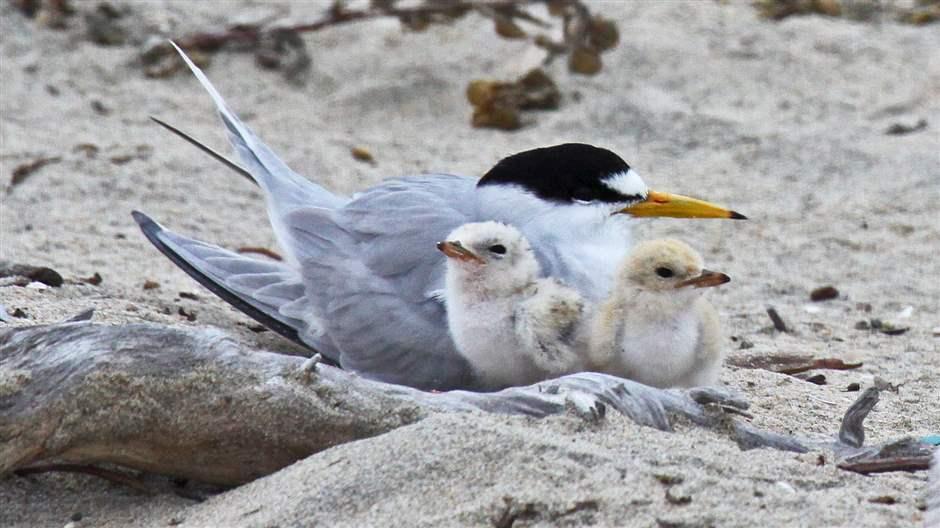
[0,322,748,485]
[0,322,930,487]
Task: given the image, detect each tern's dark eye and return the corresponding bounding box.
[488,244,507,255]
[572,187,594,203]
[655,267,674,278]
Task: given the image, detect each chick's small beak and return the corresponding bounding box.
[617,190,746,220]
[675,269,731,289]
[437,241,485,264]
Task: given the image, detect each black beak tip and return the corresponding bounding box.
[436,241,446,252]
[730,211,747,220]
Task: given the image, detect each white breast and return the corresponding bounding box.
[446,296,546,390]
[614,308,701,388]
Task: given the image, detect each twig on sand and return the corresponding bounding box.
[766,306,788,332]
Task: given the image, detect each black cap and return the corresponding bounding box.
[477,143,637,204]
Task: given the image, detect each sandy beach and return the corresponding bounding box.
[1,1,938,526]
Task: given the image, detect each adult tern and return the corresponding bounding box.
[134,44,745,390]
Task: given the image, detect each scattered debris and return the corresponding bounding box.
[664,487,692,505]
[730,335,754,350]
[9,156,62,190]
[11,308,28,318]
[855,318,909,336]
[177,307,197,322]
[109,145,152,165]
[254,27,311,84]
[868,495,897,505]
[142,280,160,290]
[727,353,862,376]
[794,373,827,385]
[0,261,64,287]
[73,143,99,158]
[752,0,939,24]
[885,118,928,135]
[80,272,103,286]
[753,0,842,20]
[898,2,940,25]
[845,382,860,392]
[765,306,788,332]
[350,146,375,165]
[933,326,940,337]
[12,0,74,28]
[653,474,684,486]
[90,99,110,115]
[467,68,560,130]
[810,285,839,302]
[84,2,127,46]
[179,292,200,301]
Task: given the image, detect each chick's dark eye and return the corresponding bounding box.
[655,267,674,278]
[488,244,507,255]
[572,187,594,203]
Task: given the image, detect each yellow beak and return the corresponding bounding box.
[617,190,746,220]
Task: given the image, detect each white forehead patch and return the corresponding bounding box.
[602,169,648,200]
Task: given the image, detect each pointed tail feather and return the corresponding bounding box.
[169,41,347,265]
[150,116,254,185]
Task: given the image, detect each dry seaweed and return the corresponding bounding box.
[9,156,61,191]
[0,261,63,287]
[753,0,940,24]
[809,285,839,301]
[467,68,560,130]
[147,1,617,83]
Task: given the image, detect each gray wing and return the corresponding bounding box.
[284,176,481,390]
[132,211,340,360]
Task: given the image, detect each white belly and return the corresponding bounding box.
[447,300,546,390]
[615,310,700,388]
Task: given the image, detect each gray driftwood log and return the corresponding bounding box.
[0,322,932,486]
